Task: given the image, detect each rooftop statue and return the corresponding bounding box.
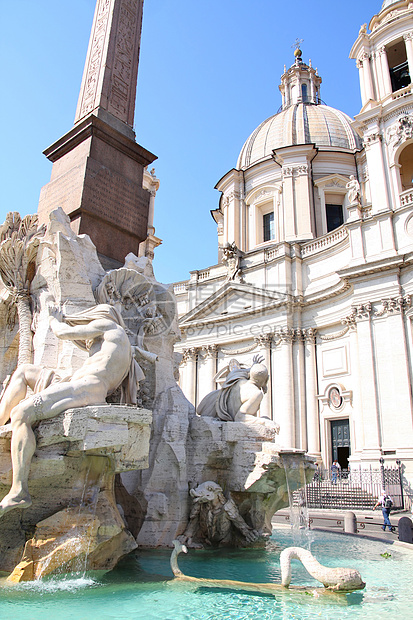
[197,355,280,433]
[0,303,142,517]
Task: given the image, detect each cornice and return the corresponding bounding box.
[337,255,404,280]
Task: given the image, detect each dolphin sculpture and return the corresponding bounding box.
[170,539,365,595]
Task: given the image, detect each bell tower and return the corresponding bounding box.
[350,0,413,214]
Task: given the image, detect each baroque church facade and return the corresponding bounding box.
[173,0,413,490]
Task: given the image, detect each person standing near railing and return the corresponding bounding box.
[331,460,341,484]
[373,490,393,531]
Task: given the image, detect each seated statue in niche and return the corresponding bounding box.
[0,303,144,517]
[197,355,280,432]
[178,481,261,548]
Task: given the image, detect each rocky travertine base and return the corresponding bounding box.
[0,405,151,579]
[187,417,315,535]
[134,413,315,547]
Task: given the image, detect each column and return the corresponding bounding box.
[203,345,218,398]
[275,328,295,449]
[352,305,381,458]
[371,51,383,101]
[362,52,374,101]
[357,58,367,105]
[345,318,364,456]
[274,188,283,242]
[379,47,392,96]
[183,348,197,406]
[309,78,316,103]
[254,335,273,419]
[364,134,390,213]
[295,165,314,239]
[293,328,307,451]
[282,167,296,240]
[227,190,242,248]
[403,33,413,83]
[304,328,320,458]
[147,191,156,235]
[375,299,413,449]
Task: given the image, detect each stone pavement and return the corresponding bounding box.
[272,508,412,542]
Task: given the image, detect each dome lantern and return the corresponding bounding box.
[237,54,361,170]
[279,46,322,110]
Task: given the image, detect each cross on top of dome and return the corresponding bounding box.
[292,38,304,61]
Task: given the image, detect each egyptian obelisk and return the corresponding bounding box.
[38,0,156,267]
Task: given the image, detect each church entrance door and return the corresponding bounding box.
[331,419,350,470]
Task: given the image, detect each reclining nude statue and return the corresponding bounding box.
[196,355,279,432]
[0,303,143,517]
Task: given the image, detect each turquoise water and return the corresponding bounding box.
[0,528,411,620]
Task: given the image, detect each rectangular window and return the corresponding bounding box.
[326,204,343,232]
[387,39,411,92]
[263,212,275,241]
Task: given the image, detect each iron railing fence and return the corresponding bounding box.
[293,464,404,511]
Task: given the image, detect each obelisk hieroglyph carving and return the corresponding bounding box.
[75,0,144,136]
[38,0,156,266]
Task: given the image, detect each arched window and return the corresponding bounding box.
[399,143,413,191]
[301,83,308,102]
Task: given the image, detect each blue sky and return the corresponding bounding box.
[0,0,381,284]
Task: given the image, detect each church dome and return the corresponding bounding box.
[237,102,361,170]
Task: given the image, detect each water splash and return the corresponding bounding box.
[5,574,97,592]
[281,454,313,549]
[34,456,107,580]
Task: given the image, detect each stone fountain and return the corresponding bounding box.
[0,208,314,581]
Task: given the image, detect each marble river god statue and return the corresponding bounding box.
[197,355,280,432]
[0,303,141,517]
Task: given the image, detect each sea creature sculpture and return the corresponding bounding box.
[170,539,365,594]
[178,481,260,547]
[280,546,366,591]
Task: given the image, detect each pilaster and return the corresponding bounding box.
[350,303,382,458]
[363,132,390,214]
[254,334,273,419]
[274,327,295,449]
[292,328,306,451]
[182,348,198,405]
[303,328,320,458]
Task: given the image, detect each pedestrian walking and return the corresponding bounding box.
[373,489,393,531]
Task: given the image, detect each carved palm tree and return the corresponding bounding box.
[0,212,45,365]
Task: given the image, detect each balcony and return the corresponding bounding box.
[400,188,413,207]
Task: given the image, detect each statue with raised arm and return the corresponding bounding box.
[0,303,142,517]
[197,355,279,432]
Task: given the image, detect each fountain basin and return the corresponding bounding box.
[0,528,411,619]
